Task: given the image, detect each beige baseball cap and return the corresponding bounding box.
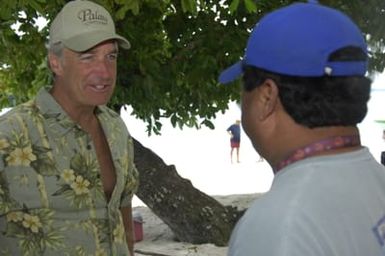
[49,0,130,52]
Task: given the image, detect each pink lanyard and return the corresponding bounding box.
[276,135,361,172]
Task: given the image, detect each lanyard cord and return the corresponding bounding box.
[276,135,361,172]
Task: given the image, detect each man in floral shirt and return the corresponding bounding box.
[0,1,139,255]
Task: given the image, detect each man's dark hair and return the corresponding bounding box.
[242,47,371,128]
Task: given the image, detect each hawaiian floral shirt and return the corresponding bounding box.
[0,87,139,256]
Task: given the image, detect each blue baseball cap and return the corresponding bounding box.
[218,1,368,84]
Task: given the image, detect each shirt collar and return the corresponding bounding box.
[34,86,113,136]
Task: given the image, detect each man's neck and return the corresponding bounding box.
[275,134,361,172]
[270,126,361,173]
[49,85,98,128]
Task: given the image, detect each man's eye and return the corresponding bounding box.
[108,53,118,61]
[79,54,94,61]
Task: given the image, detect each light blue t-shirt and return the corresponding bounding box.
[228,148,385,256]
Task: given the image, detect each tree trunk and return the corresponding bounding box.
[133,138,244,246]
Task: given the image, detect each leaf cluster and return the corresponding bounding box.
[0,0,384,134]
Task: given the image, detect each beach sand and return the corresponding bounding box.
[133,193,261,256]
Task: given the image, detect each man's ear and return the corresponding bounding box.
[48,53,63,76]
[257,78,279,120]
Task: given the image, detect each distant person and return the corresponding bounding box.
[381,129,385,165]
[227,120,241,163]
[0,1,138,255]
[219,1,385,255]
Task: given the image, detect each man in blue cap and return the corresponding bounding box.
[219,1,385,255]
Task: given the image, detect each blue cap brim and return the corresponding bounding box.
[218,61,242,84]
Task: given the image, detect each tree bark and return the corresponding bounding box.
[133,138,244,246]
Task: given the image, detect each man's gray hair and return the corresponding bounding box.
[47,41,64,57]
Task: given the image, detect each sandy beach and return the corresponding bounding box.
[133,193,261,256]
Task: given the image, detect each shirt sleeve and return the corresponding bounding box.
[0,126,11,216]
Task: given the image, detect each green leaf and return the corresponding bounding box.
[181,0,189,13]
[155,121,162,131]
[201,119,215,129]
[0,1,13,20]
[28,0,45,14]
[128,0,140,15]
[171,114,177,127]
[229,0,240,13]
[116,5,130,20]
[244,0,257,13]
[181,0,196,14]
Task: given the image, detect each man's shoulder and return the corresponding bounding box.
[0,102,36,125]
[229,197,302,256]
[227,124,237,130]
